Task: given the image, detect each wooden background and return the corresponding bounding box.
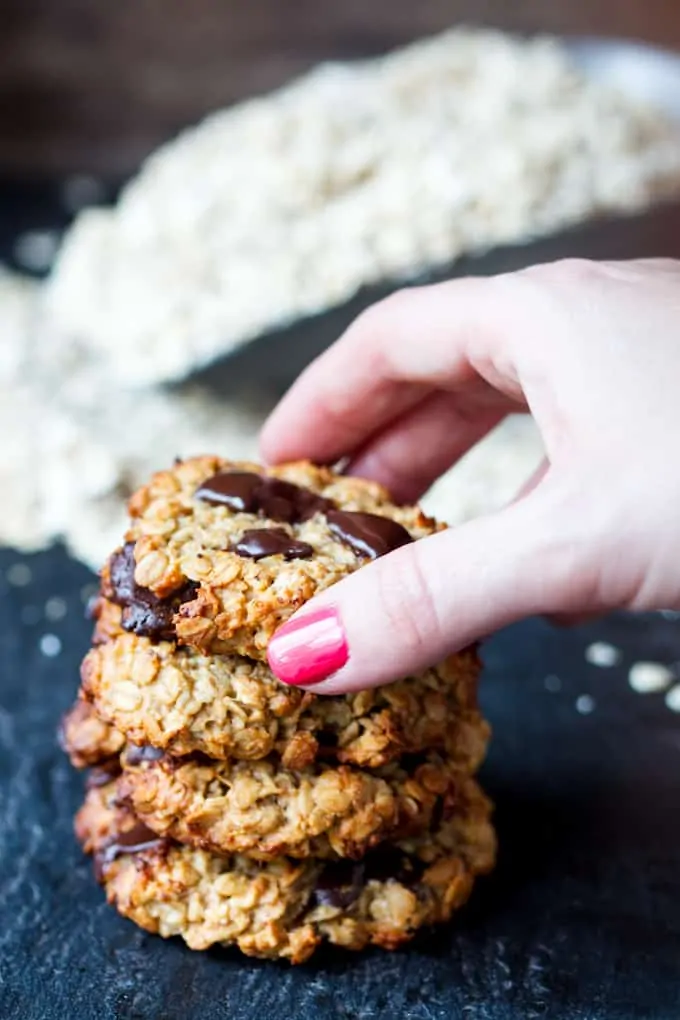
[2,0,680,177]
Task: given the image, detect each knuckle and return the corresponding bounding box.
[521,257,604,290]
[353,291,406,338]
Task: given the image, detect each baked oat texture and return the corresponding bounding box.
[79,626,487,769]
[116,748,474,861]
[76,778,496,962]
[120,456,443,659]
[59,700,125,768]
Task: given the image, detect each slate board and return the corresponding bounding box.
[2,543,680,1020]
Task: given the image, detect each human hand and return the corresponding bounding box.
[260,258,680,693]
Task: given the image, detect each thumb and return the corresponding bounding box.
[267,483,592,693]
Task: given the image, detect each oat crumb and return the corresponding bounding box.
[585,641,621,668]
[575,694,596,715]
[629,661,673,694]
[39,633,62,658]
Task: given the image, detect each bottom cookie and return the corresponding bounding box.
[76,777,496,963]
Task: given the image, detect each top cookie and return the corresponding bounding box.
[108,457,443,660]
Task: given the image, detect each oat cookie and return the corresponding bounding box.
[114,456,443,659]
[76,778,495,962]
[115,747,469,860]
[58,700,125,768]
[80,627,487,769]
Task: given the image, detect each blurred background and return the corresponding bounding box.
[2,0,680,178]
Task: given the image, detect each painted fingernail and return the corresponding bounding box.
[267,605,348,686]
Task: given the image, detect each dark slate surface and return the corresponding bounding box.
[2,543,680,1020]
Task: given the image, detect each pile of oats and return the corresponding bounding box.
[46,29,680,385]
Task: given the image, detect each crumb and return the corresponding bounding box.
[585,642,621,668]
[575,694,596,714]
[628,661,673,694]
[39,634,62,657]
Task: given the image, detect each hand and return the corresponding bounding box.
[260,258,680,693]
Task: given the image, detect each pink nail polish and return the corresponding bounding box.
[267,605,348,686]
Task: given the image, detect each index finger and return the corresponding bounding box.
[259,276,519,465]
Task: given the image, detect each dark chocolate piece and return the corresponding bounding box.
[397,753,430,774]
[125,744,165,766]
[195,471,331,523]
[311,847,423,907]
[232,528,314,561]
[363,848,421,886]
[86,763,122,788]
[254,479,331,524]
[315,730,339,751]
[311,861,365,910]
[95,822,168,881]
[194,471,262,512]
[106,543,197,642]
[326,510,413,559]
[107,542,139,604]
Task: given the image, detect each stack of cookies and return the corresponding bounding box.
[61,457,495,963]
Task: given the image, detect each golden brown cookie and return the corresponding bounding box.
[109,456,443,659]
[58,700,125,768]
[76,777,495,963]
[115,746,469,860]
[79,628,487,769]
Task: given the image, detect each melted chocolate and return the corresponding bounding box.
[363,847,421,886]
[86,762,122,788]
[310,845,425,910]
[107,543,197,642]
[326,510,413,559]
[125,744,165,766]
[315,730,339,750]
[95,823,168,881]
[232,528,313,561]
[194,471,261,511]
[196,471,415,563]
[397,753,429,773]
[311,861,365,910]
[195,471,330,523]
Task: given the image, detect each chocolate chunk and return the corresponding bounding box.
[107,542,139,602]
[95,823,168,881]
[363,848,421,886]
[254,478,331,523]
[106,543,197,642]
[311,861,365,910]
[232,528,314,561]
[125,744,165,766]
[397,753,429,774]
[326,510,413,559]
[194,471,262,511]
[311,847,422,908]
[195,471,331,523]
[86,762,122,788]
[315,730,339,751]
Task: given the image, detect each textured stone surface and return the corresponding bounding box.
[3,544,680,1018]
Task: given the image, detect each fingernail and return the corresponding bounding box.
[267,605,348,686]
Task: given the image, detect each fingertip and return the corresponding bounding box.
[267,603,349,687]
